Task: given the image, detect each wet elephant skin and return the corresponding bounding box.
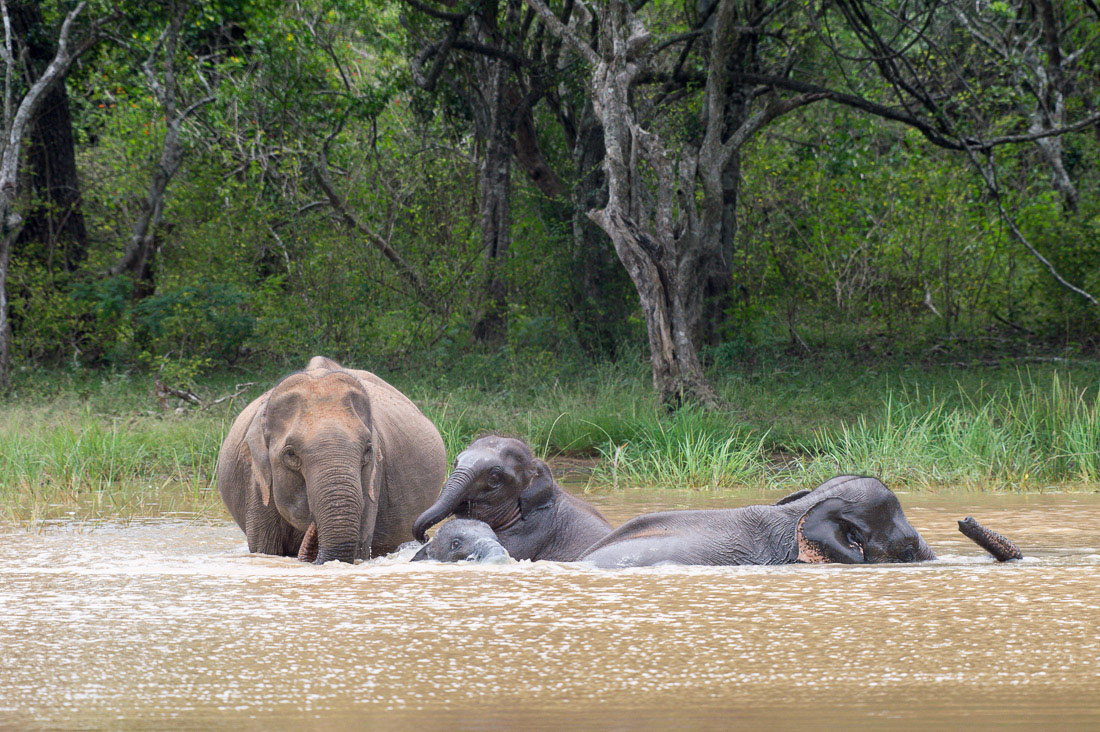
[217,356,446,563]
[412,435,612,562]
[580,475,936,568]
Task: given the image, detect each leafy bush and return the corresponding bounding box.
[133,284,255,365]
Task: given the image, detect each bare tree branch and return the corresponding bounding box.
[312,147,444,315]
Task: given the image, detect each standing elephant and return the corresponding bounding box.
[412,435,612,561]
[217,356,446,564]
[580,475,936,568]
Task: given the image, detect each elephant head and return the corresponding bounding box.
[411,519,510,563]
[413,435,540,543]
[792,476,936,564]
[245,369,382,564]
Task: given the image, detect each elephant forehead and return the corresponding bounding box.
[440,519,496,541]
[464,435,530,460]
[267,372,370,426]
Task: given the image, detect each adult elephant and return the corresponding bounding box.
[580,475,936,568]
[412,435,612,561]
[217,356,446,564]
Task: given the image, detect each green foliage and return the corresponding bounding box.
[7,0,1100,391]
[133,284,254,365]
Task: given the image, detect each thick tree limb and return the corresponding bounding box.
[108,1,212,283]
[523,0,599,66]
[642,69,1100,153]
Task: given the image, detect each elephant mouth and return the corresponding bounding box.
[297,522,318,563]
[457,500,522,534]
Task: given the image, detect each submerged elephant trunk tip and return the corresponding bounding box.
[916,535,937,561]
[312,540,360,565]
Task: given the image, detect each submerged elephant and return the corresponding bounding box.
[580,475,937,568]
[411,519,511,563]
[217,356,446,564]
[412,435,612,561]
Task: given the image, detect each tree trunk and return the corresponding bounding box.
[592,208,720,408]
[0,2,104,389]
[692,149,740,350]
[0,234,12,391]
[10,2,88,270]
[509,83,565,198]
[570,105,631,359]
[471,55,514,345]
[108,1,209,298]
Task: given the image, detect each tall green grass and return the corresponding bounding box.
[421,368,1099,491]
[803,373,1100,489]
[0,407,228,519]
[0,363,1097,519]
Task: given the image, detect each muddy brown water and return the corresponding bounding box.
[2,488,1099,728]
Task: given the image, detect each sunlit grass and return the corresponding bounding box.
[801,373,1100,489]
[1,361,1097,520]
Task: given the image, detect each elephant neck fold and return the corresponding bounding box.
[493,501,523,533]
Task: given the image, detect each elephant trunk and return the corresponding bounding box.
[413,466,474,542]
[306,459,365,564]
[916,534,936,561]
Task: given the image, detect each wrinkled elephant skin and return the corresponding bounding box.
[217,356,446,563]
[412,435,612,562]
[580,475,937,568]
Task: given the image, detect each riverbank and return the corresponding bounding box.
[2,357,1098,518]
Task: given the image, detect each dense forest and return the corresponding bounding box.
[2,0,1098,405]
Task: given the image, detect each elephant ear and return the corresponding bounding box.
[243,406,273,507]
[518,459,555,517]
[364,428,384,503]
[775,489,812,505]
[796,497,865,564]
[410,543,431,561]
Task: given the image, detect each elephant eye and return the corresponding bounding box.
[451,539,461,550]
[282,447,301,470]
[487,467,503,485]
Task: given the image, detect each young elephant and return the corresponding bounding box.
[412,435,612,561]
[580,475,936,568]
[217,356,446,564]
[411,519,511,563]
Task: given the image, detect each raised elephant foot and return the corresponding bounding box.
[957,516,1023,561]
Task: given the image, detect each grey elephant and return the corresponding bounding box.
[580,475,937,568]
[412,435,612,561]
[411,519,511,563]
[217,356,446,564]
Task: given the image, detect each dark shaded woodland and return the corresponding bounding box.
[2,0,1098,404]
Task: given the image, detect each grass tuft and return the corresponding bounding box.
[1,360,1097,519]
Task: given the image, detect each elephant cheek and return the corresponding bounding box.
[296,522,318,563]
